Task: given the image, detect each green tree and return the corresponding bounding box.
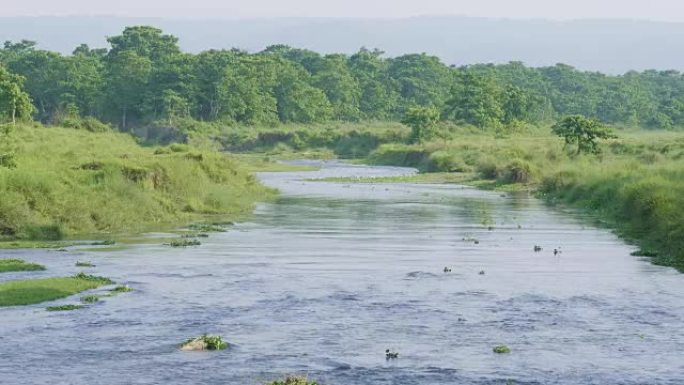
[552,115,616,155]
[402,106,440,143]
[445,72,503,128]
[0,65,34,127]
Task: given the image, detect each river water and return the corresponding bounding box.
[1,161,684,385]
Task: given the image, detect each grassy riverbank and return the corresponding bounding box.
[0,273,113,307]
[363,130,684,271]
[0,124,275,242]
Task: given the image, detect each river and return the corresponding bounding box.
[1,161,683,385]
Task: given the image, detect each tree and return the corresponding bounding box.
[552,115,616,155]
[402,106,440,143]
[444,71,503,128]
[0,65,34,127]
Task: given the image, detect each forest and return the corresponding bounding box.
[3,26,684,132]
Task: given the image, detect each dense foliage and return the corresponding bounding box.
[4,26,684,131]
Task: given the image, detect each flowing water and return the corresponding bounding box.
[1,161,684,385]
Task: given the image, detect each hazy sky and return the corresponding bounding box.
[3,0,684,21]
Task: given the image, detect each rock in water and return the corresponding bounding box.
[180,339,208,351]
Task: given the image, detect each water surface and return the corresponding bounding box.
[1,161,683,385]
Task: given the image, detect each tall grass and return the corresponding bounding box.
[0,124,274,240]
[368,130,684,270]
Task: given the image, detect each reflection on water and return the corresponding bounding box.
[1,161,683,385]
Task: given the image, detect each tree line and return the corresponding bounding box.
[2,26,684,130]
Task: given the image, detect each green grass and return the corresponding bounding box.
[80,294,100,303]
[0,258,46,273]
[0,241,75,250]
[0,124,274,241]
[110,285,133,293]
[46,304,83,311]
[0,274,113,307]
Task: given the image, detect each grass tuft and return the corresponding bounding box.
[46,304,83,312]
[0,258,46,273]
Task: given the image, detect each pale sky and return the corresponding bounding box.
[3,0,684,21]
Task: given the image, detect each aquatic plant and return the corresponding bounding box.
[75,261,95,267]
[168,239,202,247]
[269,376,319,385]
[0,258,46,273]
[493,345,511,354]
[188,223,227,233]
[111,285,132,293]
[46,304,83,311]
[181,334,228,351]
[80,295,100,303]
[90,240,116,246]
[73,272,113,284]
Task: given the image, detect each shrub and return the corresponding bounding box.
[499,159,533,184]
[24,224,64,241]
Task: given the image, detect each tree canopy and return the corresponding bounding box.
[3,26,684,130]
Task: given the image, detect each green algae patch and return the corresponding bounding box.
[0,259,46,273]
[0,273,113,307]
[46,304,83,312]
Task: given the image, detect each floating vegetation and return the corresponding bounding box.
[463,236,480,244]
[75,261,95,267]
[80,295,100,303]
[181,233,210,239]
[493,345,511,354]
[168,239,202,247]
[73,272,114,284]
[90,240,116,246]
[269,376,319,385]
[46,304,83,312]
[188,223,227,233]
[111,285,133,293]
[181,334,228,351]
[0,259,46,273]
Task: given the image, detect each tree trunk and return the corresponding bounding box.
[122,106,127,130]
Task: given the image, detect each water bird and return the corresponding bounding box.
[479,270,486,275]
[443,267,452,273]
[385,349,399,359]
[534,245,543,252]
[554,248,560,256]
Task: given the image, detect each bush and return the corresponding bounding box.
[24,224,64,241]
[499,159,533,184]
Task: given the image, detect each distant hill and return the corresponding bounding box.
[2,16,684,73]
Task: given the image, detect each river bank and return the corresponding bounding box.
[0,124,277,245]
